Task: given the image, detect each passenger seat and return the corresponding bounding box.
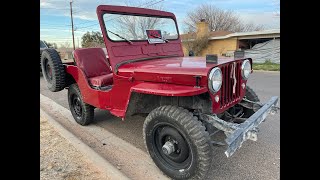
[73,48,113,89]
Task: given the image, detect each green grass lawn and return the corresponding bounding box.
[252,60,280,71]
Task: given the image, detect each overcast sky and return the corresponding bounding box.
[40,0,280,47]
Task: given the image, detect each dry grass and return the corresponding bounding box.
[253,60,280,71]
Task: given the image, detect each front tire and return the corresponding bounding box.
[143,106,212,180]
[68,84,94,126]
[242,85,260,118]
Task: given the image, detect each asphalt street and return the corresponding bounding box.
[40,71,280,180]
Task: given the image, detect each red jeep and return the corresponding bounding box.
[41,5,279,180]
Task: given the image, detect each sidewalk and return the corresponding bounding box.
[40,94,168,180]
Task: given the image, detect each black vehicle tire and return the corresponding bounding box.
[41,49,66,92]
[68,84,94,126]
[143,105,212,180]
[242,85,260,118]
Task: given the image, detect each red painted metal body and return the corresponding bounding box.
[64,5,250,118]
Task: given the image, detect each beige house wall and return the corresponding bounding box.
[182,38,238,57]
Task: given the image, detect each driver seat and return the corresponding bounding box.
[73,48,113,89]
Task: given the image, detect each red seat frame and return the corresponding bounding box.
[73,48,113,87]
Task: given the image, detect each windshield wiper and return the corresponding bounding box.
[107,30,133,45]
[150,34,169,43]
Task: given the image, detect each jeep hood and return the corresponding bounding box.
[117,56,240,86]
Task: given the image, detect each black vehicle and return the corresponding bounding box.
[40,40,48,71]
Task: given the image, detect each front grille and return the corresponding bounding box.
[220,61,241,108]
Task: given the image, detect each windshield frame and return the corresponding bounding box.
[101,12,180,43]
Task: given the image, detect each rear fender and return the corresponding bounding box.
[65,65,103,108]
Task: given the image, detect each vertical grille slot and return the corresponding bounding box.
[220,61,241,108]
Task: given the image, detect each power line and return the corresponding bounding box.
[41,0,164,30]
[42,0,166,42]
[40,20,95,28]
[40,7,70,10]
[40,23,71,27]
[72,10,82,14]
[73,20,98,26]
[40,27,71,30]
[75,0,165,30]
[75,22,99,29]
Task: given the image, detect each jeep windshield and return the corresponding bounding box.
[103,13,179,42]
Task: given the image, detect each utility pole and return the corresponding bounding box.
[77,37,79,48]
[70,0,75,50]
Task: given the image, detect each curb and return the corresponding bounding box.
[40,108,130,180]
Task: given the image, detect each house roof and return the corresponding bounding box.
[181,29,280,41]
[180,30,232,40]
[208,29,280,40]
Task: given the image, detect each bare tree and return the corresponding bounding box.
[183,34,210,56]
[184,4,264,33]
[273,0,280,17]
[111,0,165,39]
[60,42,71,48]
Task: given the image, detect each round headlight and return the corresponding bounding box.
[241,59,251,80]
[208,67,222,93]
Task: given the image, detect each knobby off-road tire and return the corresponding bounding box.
[143,105,212,180]
[243,85,260,118]
[68,84,94,126]
[41,49,66,92]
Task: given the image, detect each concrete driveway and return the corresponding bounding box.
[40,71,280,180]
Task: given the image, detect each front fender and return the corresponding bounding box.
[130,82,208,96]
[122,82,209,119]
[131,82,208,96]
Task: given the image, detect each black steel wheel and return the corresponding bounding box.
[71,95,82,119]
[153,124,192,170]
[44,59,53,83]
[143,106,212,180]
[68,84,94,126]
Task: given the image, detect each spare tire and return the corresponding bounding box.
[41,49,66,92]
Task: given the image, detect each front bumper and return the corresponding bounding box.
[202,96,279,157]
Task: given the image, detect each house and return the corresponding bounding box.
[181,20,280,63]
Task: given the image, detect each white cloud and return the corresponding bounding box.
[40,1,53,8]
[237,10,280,29]
[41,0,280,45]
[73,12,97,21]
[41,28,70,32]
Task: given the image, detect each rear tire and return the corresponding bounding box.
[68,84,94,126]
[143,105,212,180]
[41,49,66,92]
